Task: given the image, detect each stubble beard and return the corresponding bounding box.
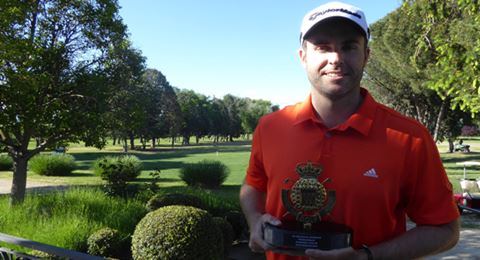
[307,62,365,102]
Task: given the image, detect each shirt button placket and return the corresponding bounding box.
[323,131,334,158]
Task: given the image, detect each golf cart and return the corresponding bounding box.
[454,161,480,215]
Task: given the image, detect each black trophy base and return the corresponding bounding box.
[263,222,352,254]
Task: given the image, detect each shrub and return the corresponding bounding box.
[212,217,234,258]
[461,125,479,136]
[224,210,249,241]
[145,193,207,212]
[131,205,223,260]
[180,160,229,189]
[154,187,240,216]
[147,169,161,193]
[29,154,76,176]
[87,227,123,258]
[92,155,142,181]
[92,155,143,196]
[0,154,13,171]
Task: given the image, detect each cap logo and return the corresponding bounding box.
[309,8,362,21]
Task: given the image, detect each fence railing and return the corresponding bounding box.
[0,233,103,260]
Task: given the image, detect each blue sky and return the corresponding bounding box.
[118,1,401,108]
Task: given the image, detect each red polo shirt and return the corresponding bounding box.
[245,89,459,260]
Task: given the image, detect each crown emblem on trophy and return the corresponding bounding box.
[282,161,336,230]
[296,161,322,179]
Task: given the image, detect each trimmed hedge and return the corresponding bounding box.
[29,154,76,176]
[145,193,207,212]
[180,160,229,189]
[87,227,124,258]
[131,205,223,260]
[212,217,234,258]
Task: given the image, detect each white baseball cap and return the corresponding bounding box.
[300,1,370,44]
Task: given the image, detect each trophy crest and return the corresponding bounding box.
[263,161,351,253]
[282,161,336,230]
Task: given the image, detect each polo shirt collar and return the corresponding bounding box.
[294,88,376,136]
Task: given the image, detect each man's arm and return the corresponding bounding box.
[305,218,460,260]
[239,183,281,253]
[367,218,460,260]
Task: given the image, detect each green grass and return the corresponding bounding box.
[0,137,479,254]
[1,137,480,193]
[0,140,249,255]
[0,141,251,188]
[437,137,480,192]
[0,188,147,254]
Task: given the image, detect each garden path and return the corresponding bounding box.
[0,179,69,195]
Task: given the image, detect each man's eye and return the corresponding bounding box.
[343,44,358,51]
[314,45,330,52]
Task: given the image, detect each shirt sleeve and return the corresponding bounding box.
[404,130,460,225]
[244,120,268,192]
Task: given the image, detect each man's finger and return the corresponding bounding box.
[261,214,282,226]
[305,249,326,258]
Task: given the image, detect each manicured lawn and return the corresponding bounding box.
[438,137,480,192]
[1,137,480,194]
[0,141,251,187]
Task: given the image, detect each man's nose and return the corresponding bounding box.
[327,51,343,65]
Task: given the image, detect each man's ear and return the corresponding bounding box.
[364,47,370,66]
[299,47,307,69]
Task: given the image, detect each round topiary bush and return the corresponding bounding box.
[87,227,123,258]
[224,210,249,241]
[212,217,235,258]
[180,160,229,189]
[0,154,13,171]
[29,154,76,176]
[145,193,207,212]
[131,205,223,260]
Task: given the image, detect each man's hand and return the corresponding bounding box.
[305,247,365,260]
[248,213,282,253]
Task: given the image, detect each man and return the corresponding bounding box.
[240,2,460,260]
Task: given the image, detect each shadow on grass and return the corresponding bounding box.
[442,152,480,164]
[76,160,187,172]
[71,144,250,161]
[134,177,179,183]
[141,161,185,171]
[70,143,251,171]
[68,172,95,177]
[157,184,242,203]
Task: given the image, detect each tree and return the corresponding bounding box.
[140,69,181,148]
[364,6,471,142]
[103,40,146,151]
[0,0,127,203]
[222,94,244,142]
[240,98,273,136]
[176,89,210,145]
[207,98,230,142]
[406,0,480,114]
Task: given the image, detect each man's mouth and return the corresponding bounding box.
[323,71,346,79]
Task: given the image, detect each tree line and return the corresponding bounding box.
[112,68,278,151]
[0,0,276,203]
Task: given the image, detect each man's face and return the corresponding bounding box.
[299,19,370,100]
